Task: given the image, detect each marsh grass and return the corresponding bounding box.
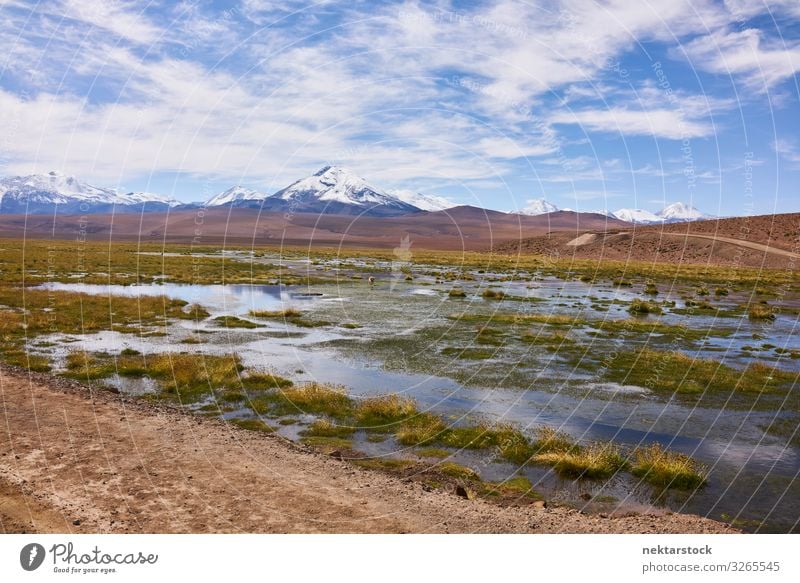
[534,442,627,480]
[213,316,259,329]
[354,394,418,430]
[440,423,526,451]
[481,289,505,300]
[271,383,353,418]
[604,348,798,394]
[437,461,481,481]
[631,444,707,489]
[63,351,245,402]
[395,413,446,446]
[748,303,775,321]
[299,436,354,451]
[483,476,543,500]
[0,288,203,344]
[448,288,467,298]
[628,299,663,315]
[240,372,293,390]
[1,348,51,372]
[301,419,355,437]
[249,308,303,318]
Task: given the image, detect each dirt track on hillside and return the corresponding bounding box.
[0,366,736,534]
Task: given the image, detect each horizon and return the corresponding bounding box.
[0,165,735,216]
[0,2,798,216]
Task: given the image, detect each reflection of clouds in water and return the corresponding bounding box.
[37,282,296,316]
[696,439,799,475]
[586,382,651,396]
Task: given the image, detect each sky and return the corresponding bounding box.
[0,0,798,215]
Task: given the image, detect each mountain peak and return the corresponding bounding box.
[657,201,706,221]
[518,198,559,216]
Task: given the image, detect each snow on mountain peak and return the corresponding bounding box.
[0,172,177,212]
[206,185,266,206]
[657,201,707,221]
[610,208,663,224]
[387,189,456,212]
[518,198,559,216]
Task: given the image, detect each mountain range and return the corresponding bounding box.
[517,198,710,224]
[0,167,709,223]
[0,172,178,214]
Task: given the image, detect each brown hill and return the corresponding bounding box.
[0,206,628,250]
[494,212,800,269]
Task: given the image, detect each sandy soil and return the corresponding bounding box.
[0,365,737,534]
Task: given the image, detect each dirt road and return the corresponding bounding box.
[660,232,800,260]
[0,366,735,534]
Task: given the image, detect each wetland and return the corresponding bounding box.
[1,239,798,532]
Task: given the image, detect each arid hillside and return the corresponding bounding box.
[494,213,800,269]
[0,207,627,250]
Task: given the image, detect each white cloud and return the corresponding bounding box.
[679,28,800,91]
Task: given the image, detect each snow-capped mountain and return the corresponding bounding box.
[656,202,708,222]
[234,166,421,216]
[0,172,177,214]
[506,197,711,224]
[386,189,456,212]
[518,198,559,216]
[610,208,664,224]
[205,186,266,206]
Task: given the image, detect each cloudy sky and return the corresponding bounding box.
[0,0,798,214]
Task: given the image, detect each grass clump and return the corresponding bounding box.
[644,282,659,295]
[395,413,447,446]
[440,423,526,452]
[249,308,303,318]
[240,372,293,390]
[481,288,505,300]
[301,419,355,438]
[628,299,662,315]
[531,426,578,454]
[748,303,775,321]
[63,351,113,380]
[438,462,481,481]
[483,476,543,500]
[355,394,418,430]
[300,436,354,451]
[273,383,353,418]
[213,316,259,329]
[631,444,707,489]
[448,288,467,298]
[533,442,626,480]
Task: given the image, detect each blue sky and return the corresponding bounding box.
[0,0,798,215]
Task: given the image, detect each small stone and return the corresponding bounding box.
[328,450,343,460]
[73,519,81,526]
[532,500,547,509]
[580,492,592,501]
